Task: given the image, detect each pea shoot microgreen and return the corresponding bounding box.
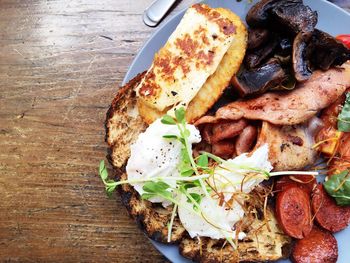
[141,181,173,201]
[99,160,117,197]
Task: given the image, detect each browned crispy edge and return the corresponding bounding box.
[105,72,145,147]
[104,73,186,244]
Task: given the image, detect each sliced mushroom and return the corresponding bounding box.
[232,59,288,97]
[271,0,317,35]
[245,36,279,68]
[248,28,270,50]
[292,32,312,82]
[246,0,280,27]
[246,0,317,36]
[309,29,350,70]
[277,38,293,57]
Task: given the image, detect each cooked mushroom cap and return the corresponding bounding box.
[246,0,349,84]
[248,28,270,50]
[246,0,317,35]
[309,29,350,70]
[245,36,279,68]
[292,32,312,82]
[246,0,280,27]
[233,59,288,97]
[270,0,317,35]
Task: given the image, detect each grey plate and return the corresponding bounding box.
[122,1,350,262]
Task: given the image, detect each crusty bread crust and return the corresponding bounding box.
[105,73,186,243]
[105,74,292,262]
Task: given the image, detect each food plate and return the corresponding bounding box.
[122,0,350,262]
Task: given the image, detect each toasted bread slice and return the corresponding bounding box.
[106,74,292,262]
[137,5,247,124]
[106,73,186,242]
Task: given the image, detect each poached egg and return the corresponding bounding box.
[178,144,272,240]
[126,119,201,204]
[126,118,272,240]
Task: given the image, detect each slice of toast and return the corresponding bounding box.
[105,74,291,261]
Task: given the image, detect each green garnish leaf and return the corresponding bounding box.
[143,181,170,192]
[180,148,191,163]
[161,114,176,125]
[181,168,195,177]
[142,181,173,200]
[175,107,186,123]
[197,154,209,168]
[163,134,178,139]
[141,193,155,200]
[337,92,350,132]
[189,193,202,204]
[99,160,108,181]
[179,137,186,145]
[178,147,192,175]
[106,185,117,197]
[324,170,350,206]
[189,192,202,212]
[181,182,196,190]
[183,128,190,138]
[98,160,118,197]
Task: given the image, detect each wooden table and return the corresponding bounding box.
[0,0,348,262]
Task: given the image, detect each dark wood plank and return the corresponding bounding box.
[0,0,192,262]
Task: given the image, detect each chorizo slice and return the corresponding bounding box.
[275,175,316,195]
[311,184,350,232]
[212,140,236,160]
[276,186,312,239]
[291,226,338,263]
[235,125,257,155]
[211,119,248,143]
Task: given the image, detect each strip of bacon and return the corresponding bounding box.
[195,62,350,126]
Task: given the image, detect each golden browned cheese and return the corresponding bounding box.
[137,4,247,124]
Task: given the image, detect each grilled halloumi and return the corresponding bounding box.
[136,4,247,124]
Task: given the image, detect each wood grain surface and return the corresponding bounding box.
[0,0,348,262]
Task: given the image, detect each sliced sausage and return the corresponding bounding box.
[212,140,236,160]
[235,125,257,155]
[311,184,350,232]
[211,119,248,143]
[275,175,316,195]
[291,226,338,263]
[276,186,312,239]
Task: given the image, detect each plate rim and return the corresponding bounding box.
[120,1,350,262]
